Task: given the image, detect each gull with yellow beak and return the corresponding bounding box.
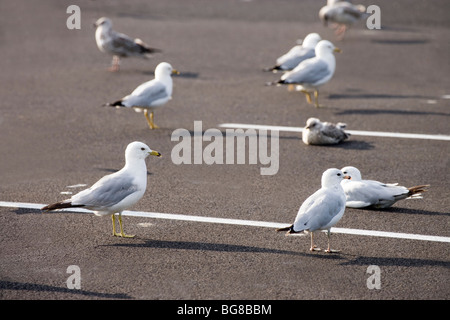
[277,168,350,253]
[277,40,341,108]
[42,142,161,238]
[105,62,179,129]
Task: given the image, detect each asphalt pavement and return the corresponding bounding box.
[0,0,449,302]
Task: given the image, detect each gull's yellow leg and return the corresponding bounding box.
[118,213,135,238]
[325,230,340,253]
[314,90,324,108]
[300,90,312,104]
[150,111,159,129]
[310,232,321,251]
[112,214,121,237]
[144,110,159,130]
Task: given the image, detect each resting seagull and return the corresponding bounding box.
[94,17,161,71]
[302,117,349,145]
[42,142,161,238]
[105,62,179,129]
[264,33,322,72]
[277,40,341,108]
[340,166,429,209]
[277,168,349,252]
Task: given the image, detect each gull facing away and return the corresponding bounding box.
[277,40,341,108]
[277,168,350,252]
[41,142,162,238]
[319,1,367,40]
[302,117,349,145]
[94,17,161,71]
[264,33,322,72]
[341,166,429,209]
[105,62,179,129]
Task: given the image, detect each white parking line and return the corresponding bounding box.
[1,201,449,243]
[219,123,450,141]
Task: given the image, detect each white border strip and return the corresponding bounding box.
[1,201,449,243]
[219,123,450,141]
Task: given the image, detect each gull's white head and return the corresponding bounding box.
[155,62,179,80]
[302,33,322,49]
[341,166,362,181]
[315,40,341,57]
[125,141,161,162]
[321,168,349,188]
[305,117,323,131]
[94,17,112,30]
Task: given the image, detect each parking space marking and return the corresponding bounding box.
[1,201,449,243]
[219,123,450,141]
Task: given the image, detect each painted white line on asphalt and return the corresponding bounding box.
[1,201,449,243]
[219,123,450,141]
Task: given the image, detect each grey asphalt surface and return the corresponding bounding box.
[0,0,449,301]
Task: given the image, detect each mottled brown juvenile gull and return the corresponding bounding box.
[319,1,367,40]
[94,17,161,71]
[302,117,349,145]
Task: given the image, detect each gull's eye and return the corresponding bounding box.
[337,173,341,176]
[141,148,145,151]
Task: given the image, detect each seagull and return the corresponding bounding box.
[264,33,322,72]
[105,62,179,129]
[94,17,161,71]
[277,168,349,252]
[340,166,429,209]
[277,40,341,108]
[302,117,349,145]
[319,1,367,40]
[41,142,162,238]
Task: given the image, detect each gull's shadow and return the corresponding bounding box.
[106,238,305,256]
[277,136,375,151]
[0,280,132,299]
[371,39,429,45]
[140,70,199,79]
[328,93,435,100]
[334,108,449,117]
[340,255,450,268]
[349,206,449,217]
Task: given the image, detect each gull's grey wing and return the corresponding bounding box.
[322,123,349,141]
[279,47,316,70]
[123,81,169,107]
[293,189,345,232]
[282,59,330,84]
[71,174,139,209]
[110,31,149,57]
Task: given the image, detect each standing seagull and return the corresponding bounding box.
[277,40,341,108]
[319,1,367,40]
[41,142,162,238]
[94,17,161,71]
[105,62,179,129]
[302,117,349,145]
[277,168,349,252]
[340,166,429,209]
[264,33,322,72]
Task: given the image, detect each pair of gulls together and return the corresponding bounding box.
[266,33,341,108]
[277,167,428,252]
[41,143,428,251]
[94,17,179,129]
